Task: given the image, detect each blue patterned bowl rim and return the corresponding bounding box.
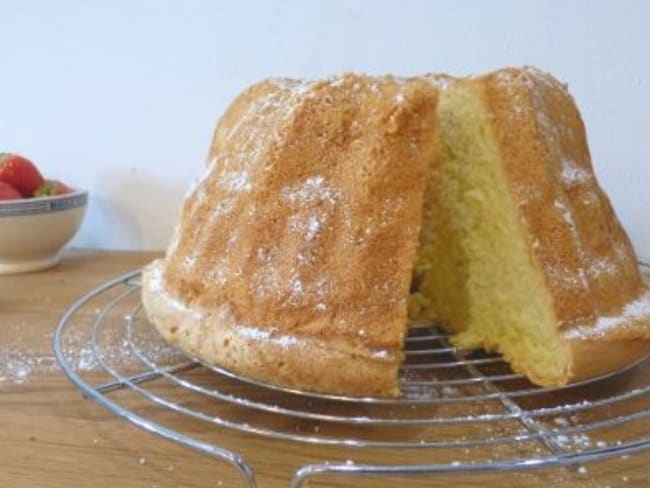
[0,190,88,218]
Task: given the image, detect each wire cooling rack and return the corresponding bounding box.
[53,269,650,487]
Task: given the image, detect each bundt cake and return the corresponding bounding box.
[142,67,650,397]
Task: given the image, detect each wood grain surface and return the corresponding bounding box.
[1,249,649,488]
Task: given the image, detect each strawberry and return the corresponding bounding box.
[0,153,45,197]
[0,181,23,201]
[33,179,72,197]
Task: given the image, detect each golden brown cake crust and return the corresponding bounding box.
[154,74,439,396]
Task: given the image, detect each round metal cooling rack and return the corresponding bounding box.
[53,268,650,488]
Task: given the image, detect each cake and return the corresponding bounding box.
[142,68,650,397]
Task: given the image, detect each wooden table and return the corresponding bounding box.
[1,249,649,488]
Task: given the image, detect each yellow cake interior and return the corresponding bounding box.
[408,82,569,385]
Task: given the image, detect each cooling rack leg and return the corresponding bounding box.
[233,457,257,488]
[291,464,366,488]
[291,465,321,488]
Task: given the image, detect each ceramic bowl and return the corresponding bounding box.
[0,190,88,274]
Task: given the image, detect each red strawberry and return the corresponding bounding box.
[0,181,23,201]
[0,153,45,197]
[33,179,72,197]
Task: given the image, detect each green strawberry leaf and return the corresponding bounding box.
[34,182,55,197]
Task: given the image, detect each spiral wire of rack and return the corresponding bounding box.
[53,268,650,487]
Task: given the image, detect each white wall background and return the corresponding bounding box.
[2,0,649,259]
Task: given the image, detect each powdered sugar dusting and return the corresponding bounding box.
[561,158,592,185]
[209,257,230,285]
[234,324,300,348]
[1,275,181,386]
[220,171,252,193]
[371,349,393,360]
[306,216,321,240]
[494,68,588,201]
[182,254,196,270]
[233,324,392,359]
[548,265,589,290]
[587,257,619,278]
[150,262,311,351]
[184,162,214,199]
[0,346,57,384]
[549,198,593,290]
[563,291,650,339]
[282,176,336,249]
[553,432,594,451]
[289,276,305,296]
[269,77,315,96]
[427,75,453,90]
[282,176,338,205]
[280,271,331,308]
[167,224,182,256]
[492,70,529,112]
[615,242,629,262]
[178,75,315,263]
[522,66,570,92]
[147,263,204,321]
[553,199,578,235]
[328,77,346,88]
[209,199,236,220]
[290,214,324,241]
[0,337,176,386]
[251,264,280,298]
